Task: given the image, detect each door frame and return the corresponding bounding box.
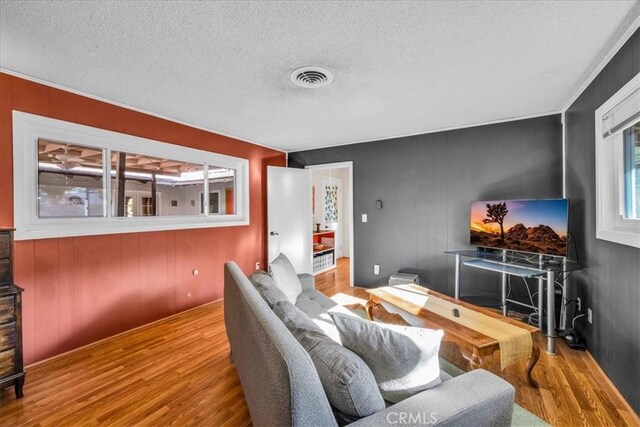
[321,175,343,257]
[305,161,354,287]
[114,190,162,216]
[199,189,223,214]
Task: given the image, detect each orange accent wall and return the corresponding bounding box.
[0,73,286,364]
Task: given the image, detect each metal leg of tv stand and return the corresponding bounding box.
[537,256,546,352]
[537,276,544,330]
[546,270,556,355]
[501,272,508,316]
[454,254,461,300]
[501,250,508,316]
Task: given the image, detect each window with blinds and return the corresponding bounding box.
[601,87,640,139]
[595,72,640,248]
[622,125,639,219]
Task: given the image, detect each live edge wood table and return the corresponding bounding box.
[365,285,540,388]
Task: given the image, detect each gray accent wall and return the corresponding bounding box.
[289,115,563,304]
[565,28,640,413]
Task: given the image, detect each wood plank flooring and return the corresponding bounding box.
[0,257,637,426]
[317,259,640,427]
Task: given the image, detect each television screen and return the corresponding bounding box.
[470,199,568,257]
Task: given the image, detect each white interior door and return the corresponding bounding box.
[267,166,312,274]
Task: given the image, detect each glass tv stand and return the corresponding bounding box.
[444,249,583,354]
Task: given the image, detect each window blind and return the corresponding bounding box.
[602,87,640,139]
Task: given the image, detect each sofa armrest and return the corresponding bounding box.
[298,273,315,291]
[347,370,514,427]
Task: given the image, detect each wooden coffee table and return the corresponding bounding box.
[365,285,540,388]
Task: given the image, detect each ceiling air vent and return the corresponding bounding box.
[290,66,334,88]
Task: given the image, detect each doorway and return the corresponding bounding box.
[306,162,354,287]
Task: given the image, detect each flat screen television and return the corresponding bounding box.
[470,198,568,257]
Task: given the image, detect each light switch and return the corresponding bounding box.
[362,214,368,223]
[193,269,199,276]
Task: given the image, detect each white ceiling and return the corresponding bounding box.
[1,1,639,152]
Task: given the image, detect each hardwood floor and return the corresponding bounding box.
[320,259,640,427]
[0,257,637,426]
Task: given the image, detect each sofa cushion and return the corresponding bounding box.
[330,312,444,403]
[273,301,385,424]
[297,293,359,344]
[295,289,338,317]
[269,253,303,304]
[273,300,325,338]
[294,289,362,344]
[248,270,288,308]
[297,273,316,292]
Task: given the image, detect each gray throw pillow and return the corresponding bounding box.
[248,270,288,308]
[269,253,303,304]
[273,301,385,423]
[330,312,444,403]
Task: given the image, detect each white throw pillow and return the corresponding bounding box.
[330,311,444,403]
[268,253,303,304]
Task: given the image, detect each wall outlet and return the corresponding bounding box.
[362,214,368,223]
[587,308,593,324]
[374,264,380,275]
[255,262,261,270]
[577,297,582,312]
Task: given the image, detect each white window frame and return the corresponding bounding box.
[595,72,640,248]
[13,111,250,240]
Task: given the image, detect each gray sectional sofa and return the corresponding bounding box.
[224,261,516,426]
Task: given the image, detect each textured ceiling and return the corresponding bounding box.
[1,1,639,152]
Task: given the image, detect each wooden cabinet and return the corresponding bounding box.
[0,229,25,402]
[0,231,12,285]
